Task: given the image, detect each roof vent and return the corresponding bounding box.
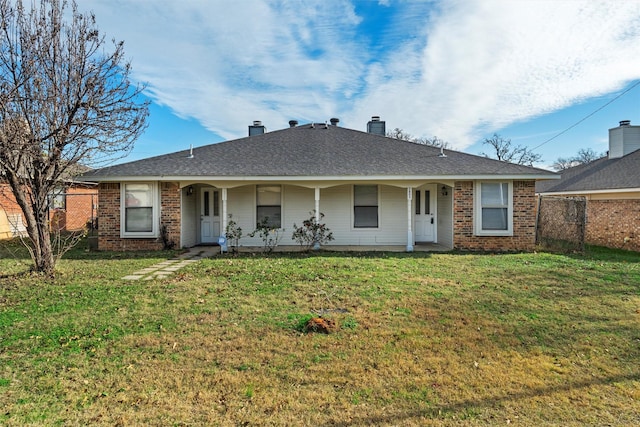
[289,120,298,128]
[367,116,386,135]
[248,120,266,136]
[620,120,631,126]
[330,117,340,126]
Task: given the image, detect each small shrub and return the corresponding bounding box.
[225,218,243,253]
[291,211,334,251]
[159,225,176,250]
[249,217,284,252]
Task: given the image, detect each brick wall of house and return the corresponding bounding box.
[453,180,537,251]
[0,183,23,239]
[50,186,98,232]
[586,199,640,252]
[97,182,181,251]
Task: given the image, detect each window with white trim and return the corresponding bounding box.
[121,182,159,237]
[256,185,281,228]
[354,185,378,228]
[475,181,513,236]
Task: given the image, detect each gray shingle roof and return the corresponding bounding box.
[84,124,556,179]
[536,149,640,193]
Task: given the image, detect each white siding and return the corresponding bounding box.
[437,186,453,249]
[227,185,257,245]
[224,184,410,247]
[181,188,197,247]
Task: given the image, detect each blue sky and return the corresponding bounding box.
[82,0,640,169]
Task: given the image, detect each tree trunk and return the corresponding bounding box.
[6,173,56,275]
[31,210,55,275]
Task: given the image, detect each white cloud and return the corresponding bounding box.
[83,0,640,149]
[353,0,640,149]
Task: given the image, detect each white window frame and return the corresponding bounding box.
[255,184,283,229]
[120,182,159,238]
[353,184,379,229]
[474,181,513,236]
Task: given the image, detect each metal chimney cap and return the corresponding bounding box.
[371,116,381,122]
[619,120,631,126]
[253,120,262,126]
[288,120,298,128]
[330,117,340,126]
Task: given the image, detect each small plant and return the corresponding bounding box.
[159,224,176,250]
[225,217,243,253]
[292,313,315,332]
[291,211,334,251]
[248,217,284,252]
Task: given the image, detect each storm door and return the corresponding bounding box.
[415,185,436,242]
[200,188,220,244]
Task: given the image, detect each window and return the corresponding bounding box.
[475,181,512,236]
[256,185,281,228]
[354,185,378,228]
[121,182,158,237]
[49,190,66,210]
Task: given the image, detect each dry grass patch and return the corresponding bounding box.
[1,244,639,425]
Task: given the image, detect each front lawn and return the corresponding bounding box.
[1,241,639,425]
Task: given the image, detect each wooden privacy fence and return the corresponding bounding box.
[536,196,586,251]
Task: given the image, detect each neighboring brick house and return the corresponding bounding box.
[536,120,640,252]
[0,181,97,239]
[81,117,557,252]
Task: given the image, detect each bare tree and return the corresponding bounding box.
[387,127,450,148]
[0,0,149,275]
[552,148,604,171]
[480,133,542,166]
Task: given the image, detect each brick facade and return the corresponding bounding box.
[1,183,97,238]
[50,186,98,232]
[453,180,536,251]
[97,182,181,251]
[586,199,640,252]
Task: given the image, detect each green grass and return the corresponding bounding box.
[1,238,639,425]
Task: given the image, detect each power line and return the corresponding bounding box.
[530,80,640,152]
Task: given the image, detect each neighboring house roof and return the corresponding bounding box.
[83,123,557,181]
[536,148,640,194]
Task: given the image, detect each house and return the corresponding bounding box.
[81,117,557,252]
[0,181,98,239]
[536,120,640,252]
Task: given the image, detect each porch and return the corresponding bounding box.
[193,242,451,254]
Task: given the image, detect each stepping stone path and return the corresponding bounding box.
[122,246,219,281]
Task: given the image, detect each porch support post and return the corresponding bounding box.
[314,187,321,250]
[221,188,228,252]
[406,187,414,252]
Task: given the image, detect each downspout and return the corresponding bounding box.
[221,188,228,252]
[406,187,414,252]
[535,193,542,245]
[314,187,321,250]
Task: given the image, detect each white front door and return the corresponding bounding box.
[200,188,220,244]
[415,185,436,242]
